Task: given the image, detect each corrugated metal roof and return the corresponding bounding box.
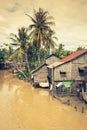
[59,49,87,63]
[47,50,87,69]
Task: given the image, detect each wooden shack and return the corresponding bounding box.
[32,63,48,83]
[47,50,87,94]
[45,54,59,65]
[32,54,59,84]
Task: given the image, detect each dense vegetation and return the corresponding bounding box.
[0,8,86,79]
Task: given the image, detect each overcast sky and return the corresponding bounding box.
[0,0,87,50]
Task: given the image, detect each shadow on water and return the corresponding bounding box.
[0,63,5,70]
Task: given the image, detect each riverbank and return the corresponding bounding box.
[8,69,87,114]
[2,69,87,114]
[53,93,87,113]
[1,70,87,130]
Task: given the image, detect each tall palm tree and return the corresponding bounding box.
[58,43,64,51]
[44,30,58,55]
[26,8,55,61]
[10,27,30,78]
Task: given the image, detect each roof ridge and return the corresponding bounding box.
[59,49,87,63]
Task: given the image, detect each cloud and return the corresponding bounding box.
[0,0,87,49]
[6,2,19,13]
[79,0,87,5]
[0,15,9,29]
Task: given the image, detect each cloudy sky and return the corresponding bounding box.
[0,0,87,50]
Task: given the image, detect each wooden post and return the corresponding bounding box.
[51,66,55,97]
[81,102,85,113]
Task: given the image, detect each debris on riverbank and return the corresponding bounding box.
[53,92,87,113]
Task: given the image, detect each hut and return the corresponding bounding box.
[45,54,60,65]
[47,50,87,96]
[31,54,59,87]
[32,63,48,83]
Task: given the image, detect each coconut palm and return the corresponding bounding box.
[26,8,55,62]
[44,30,58,55]
[76,46,85,51]
[58,43,64,51]
[10,27,30,78]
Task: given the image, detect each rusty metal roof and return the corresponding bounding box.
[59,50,87,63]
[48,50,87,69]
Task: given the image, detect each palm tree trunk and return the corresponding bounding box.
[24,48,30,78]
[37,36,41,64]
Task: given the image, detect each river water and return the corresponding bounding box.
[0,70,87,130]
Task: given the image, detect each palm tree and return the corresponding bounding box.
[58,43,64,51]
[26,8,55,62]
[54,43,65,59]
[76,46,85,51]
[44,30,58,55]
[10,27,30,79]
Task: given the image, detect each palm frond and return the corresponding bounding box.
[46,22,55,26]
[29,24,36,30]
[9,48,19,60]
[10,38,17,43]
[25,13,37,24]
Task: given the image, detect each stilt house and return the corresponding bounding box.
[32,54,59,83]
[47,50,87,92]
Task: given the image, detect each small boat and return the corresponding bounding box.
[39,82,49,88]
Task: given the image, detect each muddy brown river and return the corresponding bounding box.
[0,70,87,130]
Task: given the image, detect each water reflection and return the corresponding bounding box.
[0,71,87,130]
